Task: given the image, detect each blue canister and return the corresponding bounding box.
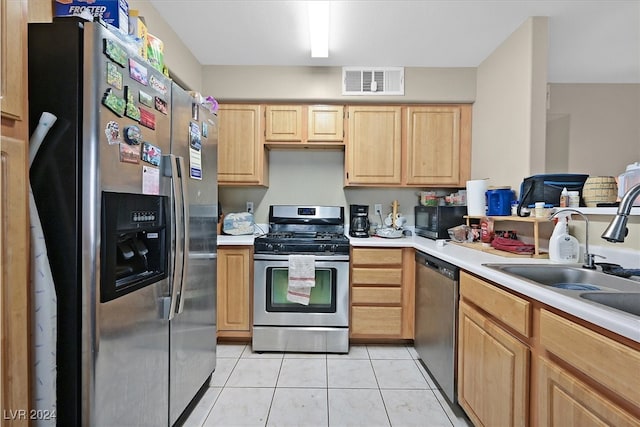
[486,188,515,216]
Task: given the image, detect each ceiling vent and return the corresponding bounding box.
[342,67,404,96]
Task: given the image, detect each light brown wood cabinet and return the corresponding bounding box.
[350,247,415,339]
[345,105,403,185]
[1,0,31,424]
[458,272,530,427]
[459,271,640,426]
[265,104,344,147]
[537,357,639,427]
[537,309,640,426]
[218,104,269,186]
[217,246,253,338]
[405,105,471,186]
[345,104,471,187]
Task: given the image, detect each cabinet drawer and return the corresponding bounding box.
[540,309,640,407]
[352,287,402,304]
[352,248,402,265]
[460,271,531,337]
[352,267,402,286]
[351,306,402,336]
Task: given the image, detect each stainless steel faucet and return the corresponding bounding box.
[601,183,640,243]
[549,208,603,269]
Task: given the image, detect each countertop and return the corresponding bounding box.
[219,232,640,343]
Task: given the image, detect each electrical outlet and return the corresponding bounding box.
[374,204,382,215]
[246,201,254,213]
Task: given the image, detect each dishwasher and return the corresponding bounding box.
[415,251,460,404]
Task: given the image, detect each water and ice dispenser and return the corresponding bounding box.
[101,192,168,302]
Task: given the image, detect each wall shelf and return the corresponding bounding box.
[565,207,640,216]
[464,215,551,258]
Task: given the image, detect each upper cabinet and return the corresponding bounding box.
[265,105,303,142]
[345,105,403,185]
[406,105,471,186]
[265,104,344,147]
[218,102,471,188]
[218,104,269,186]
[345,104,472,187]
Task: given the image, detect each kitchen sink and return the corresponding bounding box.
[580,293,640,317]
[483,263,640,292]
[484,263,640,318]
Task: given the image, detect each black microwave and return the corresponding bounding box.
[414,205,467,240]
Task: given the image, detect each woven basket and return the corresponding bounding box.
[582,176,618,207]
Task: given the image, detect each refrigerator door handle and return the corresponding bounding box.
[175,155,190,315]
[165,154,184,320]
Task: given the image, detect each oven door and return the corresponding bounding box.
[253,254,349,327]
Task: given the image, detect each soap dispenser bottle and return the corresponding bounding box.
[549,215,580,263]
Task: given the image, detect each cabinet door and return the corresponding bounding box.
[217,247,252,336]
[1,0,26,120]
[406,105,468,186]
[218,104,268,185]
[458,300,529,427]
[1,136,30,426]
[405,106,459,185]
[265,105,303,142]
[307,105,344,142]
[346,105,402,185]
[537,357,639,427]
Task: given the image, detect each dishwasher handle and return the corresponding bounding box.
[416,251,459,281]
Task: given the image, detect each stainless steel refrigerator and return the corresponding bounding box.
[28,19,217,426]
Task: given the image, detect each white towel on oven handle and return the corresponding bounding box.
[287,254,316,305]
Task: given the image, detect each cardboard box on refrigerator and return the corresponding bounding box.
[128,9,148,59]
[55,0,129,34]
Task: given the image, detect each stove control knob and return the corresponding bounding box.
[265,243,274,252]
[330,244,338,253]
[319,244,327,253]
[276,243,285,252]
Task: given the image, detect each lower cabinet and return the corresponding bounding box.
[537,309,640,426]
[537,357,639,427]
[217,246,252,338]
[458,300,529,427]
[458,271,640,426]
[350,247,414,339]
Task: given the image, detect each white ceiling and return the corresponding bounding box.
[148,0,640,83]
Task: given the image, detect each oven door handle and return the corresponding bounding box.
[253,253,350,262]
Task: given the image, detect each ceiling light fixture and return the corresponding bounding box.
[308,1,329,58]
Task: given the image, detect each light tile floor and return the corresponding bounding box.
[183,343,472,427]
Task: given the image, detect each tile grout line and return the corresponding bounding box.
[366,345,394,427]
[325,353,330,427]
[262,351,284,427]
[200,345,246,426]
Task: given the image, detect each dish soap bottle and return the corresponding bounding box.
[548,215,580,263]
[559,187,569,208]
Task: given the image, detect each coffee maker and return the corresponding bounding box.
[349,204,370,238]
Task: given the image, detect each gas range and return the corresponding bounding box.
[254,205,350,255]
[254,231,350,254]
[252,204,350,353]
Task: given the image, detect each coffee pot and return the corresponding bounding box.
[349,204,370,238]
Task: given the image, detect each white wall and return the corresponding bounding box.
[127,0,203,91]
[546,84,640,176]
[202,66,476,103]
[471,17,548,192]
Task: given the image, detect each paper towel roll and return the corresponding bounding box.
[466,179,488,216]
